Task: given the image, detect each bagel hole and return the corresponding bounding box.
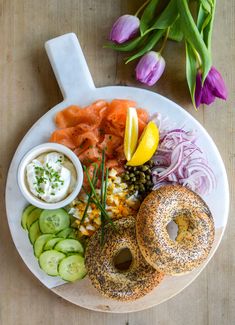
[113,248,133,271]
[166,221,179,241]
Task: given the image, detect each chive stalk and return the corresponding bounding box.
[79,164,99,230]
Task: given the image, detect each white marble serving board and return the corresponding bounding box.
[5,33,229,312]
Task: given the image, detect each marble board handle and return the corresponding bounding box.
[45,33,95,99]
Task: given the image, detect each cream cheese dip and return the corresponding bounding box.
[26,152,77,203]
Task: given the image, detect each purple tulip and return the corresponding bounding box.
[195,66,228,108]
[135,51,166,86]
[110,15,140,44]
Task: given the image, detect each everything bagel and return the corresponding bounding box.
[85,217,163,301]
[136,185,215,275]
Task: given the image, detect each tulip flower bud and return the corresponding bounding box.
[135,51,166,86]
[195,66,228,107]
[109,15,140,44]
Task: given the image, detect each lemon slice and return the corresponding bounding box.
[127,121,159,166]
[124,107,139,161]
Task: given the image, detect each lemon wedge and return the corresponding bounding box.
[124,107,139,161]
[127,121,159,166]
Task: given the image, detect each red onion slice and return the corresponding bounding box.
[152,128,216,196]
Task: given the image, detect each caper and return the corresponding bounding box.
[134,184,139,190]
[129,173,135,178]
[135,170,140,175]
[146,175,150,180]
[132,177,136,182]
[129,185,134,191]
[147,181,152,186]
[123,174,130,181]
[141,165,148,171]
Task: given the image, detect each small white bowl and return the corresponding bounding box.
[17,143,83,210]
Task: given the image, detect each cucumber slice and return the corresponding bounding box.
[21,205,36,230]
[34,234,54,258]
[44,237,64,250]
[26,208,42,230]
[58,255,87,281]
[54,239,84,255]
[56,227,73,238]
[39,209,70,234]
[39,250,65,276]
[29,220,42,244]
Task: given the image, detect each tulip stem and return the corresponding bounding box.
[135,0,151,17]
[159,27,170,54]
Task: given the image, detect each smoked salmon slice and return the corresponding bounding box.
[50,99,149,170]
[55,100,107,128]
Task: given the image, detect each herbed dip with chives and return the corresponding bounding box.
[26,152,77,203]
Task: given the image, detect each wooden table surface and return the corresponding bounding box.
[0,1,234,324]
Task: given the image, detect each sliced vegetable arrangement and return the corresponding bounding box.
[21,205,86,281]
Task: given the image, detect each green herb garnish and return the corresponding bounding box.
[83,167,113,225]
[81,150,115,246]
[100,150,106,245]
[79,163,99,229]
[32,162,64,195]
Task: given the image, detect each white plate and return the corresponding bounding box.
[5,33,229,313]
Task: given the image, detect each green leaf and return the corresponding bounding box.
[177,0,212,82]
[197,5,209,33]
[200,0,212,14]
[201,15,212,35]
[140,0,160,35]
[147,0,178,32]
[197,0,215,55]
[185,41,197,109]
[168,16,184,42]
[104,35,144,52]
[203,0,216,55]
[125,29,165,63]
